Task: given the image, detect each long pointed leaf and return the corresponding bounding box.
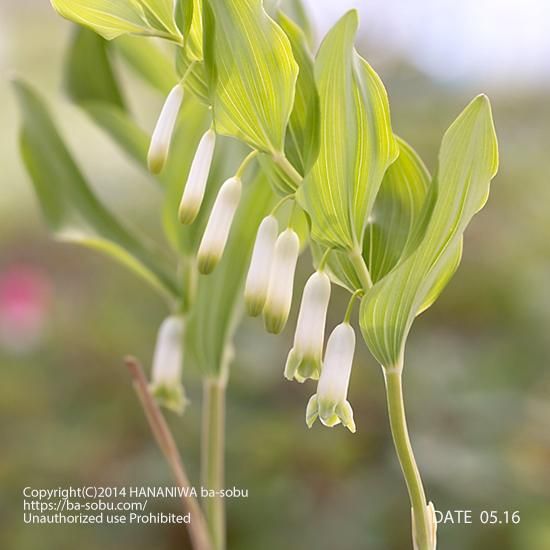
[15,80,179,301]
[360,95,499,368]
[364,136,431,283]
[204,0,299,153]
[314,137,430,291]
[50,0,182,42]
[65,29,152,168]
[297,11,398,250]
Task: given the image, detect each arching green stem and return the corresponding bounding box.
[348,247,373,290]
[384,365,431,550]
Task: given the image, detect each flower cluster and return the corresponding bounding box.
[245,222,357,433]
[147,80,358,432]
[147,85,249,276]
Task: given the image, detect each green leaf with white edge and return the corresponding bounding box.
[115,35,179,95]
[50,0,182,43]
[185,173,274,376]
[203,0,299,153]
[364,136,431,283]
[65,29,151,168]
[360,95,499,368]
[297,10,398,251]
[14,80,179,301]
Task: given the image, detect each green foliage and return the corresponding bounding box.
[50,0,183,42]
[115,35,179,94]
[17,4,504,548]
[14,80,179,301]
[277,13,319,177]
[29,1,501,388]
[364,137,431,283]
[360,95,499,367]
[203,0,299,153]
[297,11,398,251]
[65,29,151,168]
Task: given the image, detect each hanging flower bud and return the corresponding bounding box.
[197,177,242,274]
[306,322,356,433]
[285,271,331,383]
[244,216,278,317]
[147,84,184,174]
[178,129,216,224]
[412,502,438,550]
[150,315,187,414]
[263,229,300,334]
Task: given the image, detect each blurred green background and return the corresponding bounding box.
[1,1,549,549]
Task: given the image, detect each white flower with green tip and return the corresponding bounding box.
[147,84,184,174]
[285,271,331,382]
[197,176,242,274]
[263,228,300,334]
[178,129,216,225]
[306,322,356,433]
[244,215,279,317]
[150,315,187,414]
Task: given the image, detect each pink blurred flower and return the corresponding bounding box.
[0,264,52,354]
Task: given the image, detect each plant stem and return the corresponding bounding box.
[272,152,303,187]
[384,367,431,550]
[344,289,364,323]
[201,376,227,550]
[124,357,212,550]
[236,150,259,178]
[348,247,373,290]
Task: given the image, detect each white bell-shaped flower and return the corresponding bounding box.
[147,84,184,174]
[197,176,242,274]
[178,129,216,224]
[285,271,331,382]
[150,315,187,414]
[306,322,356,433]
[263,228,300,334]
[244,215,279,317]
